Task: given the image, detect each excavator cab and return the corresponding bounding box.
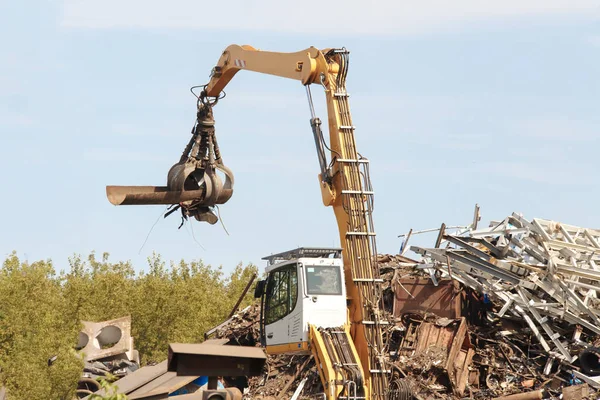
[254,247,347,355]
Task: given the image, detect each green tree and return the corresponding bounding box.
[130,254,258,364]
[0,251,260,398]
[0,253,83,400]
[61,252,135,323]
[225,262,260,312]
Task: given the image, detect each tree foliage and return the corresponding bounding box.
[0,251,258,399]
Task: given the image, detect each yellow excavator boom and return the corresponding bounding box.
[203,45,331,96]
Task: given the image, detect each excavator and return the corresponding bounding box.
[106,45,406,400]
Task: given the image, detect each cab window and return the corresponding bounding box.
[265,264,298,325]
[305,265,342,295]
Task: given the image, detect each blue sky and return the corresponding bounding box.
[1,0,599,273]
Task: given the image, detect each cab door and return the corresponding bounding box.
[263,264,299,348]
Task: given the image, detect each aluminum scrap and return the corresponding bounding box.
[410,212,600,373]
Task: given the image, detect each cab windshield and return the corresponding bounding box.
[305,265,342,295]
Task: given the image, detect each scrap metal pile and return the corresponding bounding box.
[211,303,322,399]
[403,210,600,399]
[65,208,595,399]
[212,257,474,400]
[211,210,600,400]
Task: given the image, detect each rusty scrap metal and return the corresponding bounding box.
[392,278,461,319]
[208,303,322,399]
[275,356,313,399]
[402,208,600,398]
[387,378,413,400]
[106,186,206,206]
[191,245,600,399]
[167,343,267,377]
[562,383,590,400]
[396,316,474,397]
[411,213,600,366]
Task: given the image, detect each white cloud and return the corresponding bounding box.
[60,0,599,35]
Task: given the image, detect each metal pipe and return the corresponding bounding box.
[580,347,600,376]
[106,185,206,206]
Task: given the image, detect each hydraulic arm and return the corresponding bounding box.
[106,44,390,399]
